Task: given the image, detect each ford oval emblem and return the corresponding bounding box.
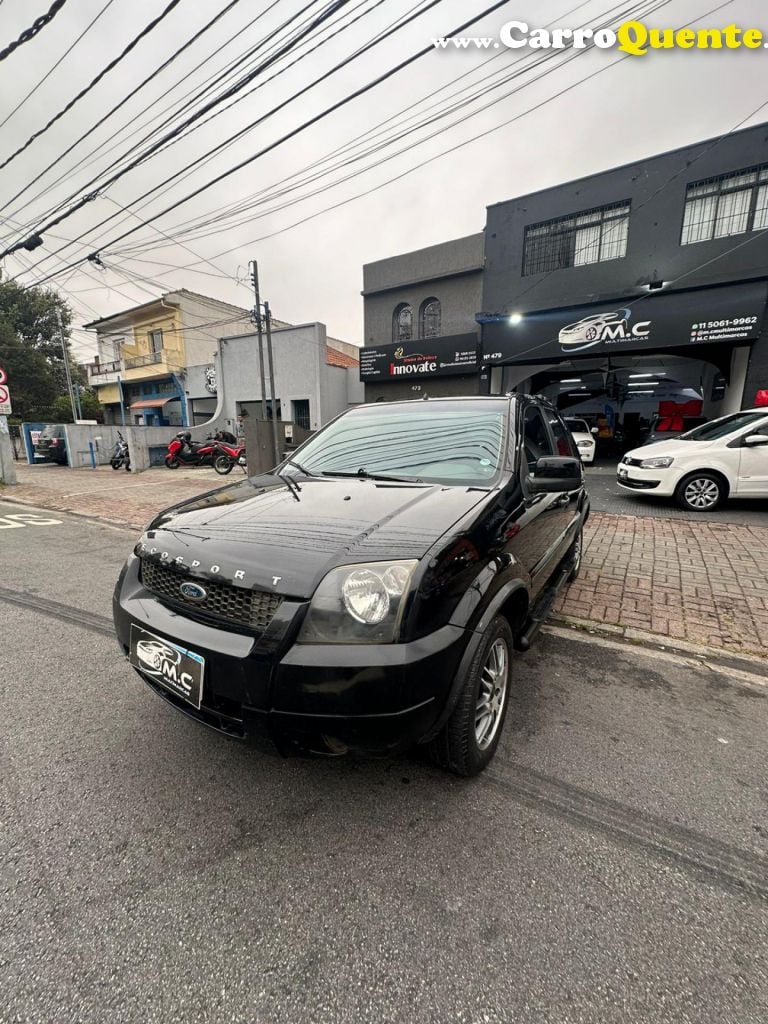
[179,581,207,603]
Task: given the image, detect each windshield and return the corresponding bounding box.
[565,418,589,433]
[287,401,507,486]
[679,411,767,441]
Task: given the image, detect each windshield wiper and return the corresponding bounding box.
[320,468,422,483]
[283,457,316,476]
[275,466,301,501]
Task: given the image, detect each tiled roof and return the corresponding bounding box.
[326,346,359,368]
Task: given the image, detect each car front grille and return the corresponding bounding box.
[140,557,281,632]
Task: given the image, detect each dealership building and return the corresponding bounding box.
[361,121,768,436]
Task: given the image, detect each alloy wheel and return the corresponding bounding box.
[684,477,720,510]
[475,638,509,750]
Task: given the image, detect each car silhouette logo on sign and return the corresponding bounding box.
[179,582,207,603]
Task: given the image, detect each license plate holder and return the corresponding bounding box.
[129,624,205,709]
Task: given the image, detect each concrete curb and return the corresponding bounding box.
[551,614,768,672]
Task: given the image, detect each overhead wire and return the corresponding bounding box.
[0,0,188,173]
[0,0,68,63]
[22,0,507,282]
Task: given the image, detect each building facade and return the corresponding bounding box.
[361,123,768,433]
[83,289,257,426]
[186,322,362,438]
[361,233,486,401]
[480,121,768,430]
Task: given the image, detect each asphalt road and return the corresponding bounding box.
[585,464,768,525]
[1,500,767,1024]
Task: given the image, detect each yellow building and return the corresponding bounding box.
[84,289,254,426]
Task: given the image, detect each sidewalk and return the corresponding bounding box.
[3,463,767,659]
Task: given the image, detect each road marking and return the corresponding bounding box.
[541,624,768,690]
[0,512,62,529]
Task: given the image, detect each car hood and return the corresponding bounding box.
[140,474,493,599]
[626,438,717,460]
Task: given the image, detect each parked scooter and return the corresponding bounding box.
[164,432,218,469]
[110,432,131,471]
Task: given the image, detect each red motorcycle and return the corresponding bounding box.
[164,432,218,470]
[211,439,247,476]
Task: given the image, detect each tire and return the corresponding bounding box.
[165,456,180,469]
[567,524,583,581]
[674,471,724,512]
[111,459,121,470]
[213,454,234,475]
[428,615,513,777]
[124,461,131,472]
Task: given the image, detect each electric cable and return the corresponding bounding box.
[0,0,68,63]
[0,0,186,172]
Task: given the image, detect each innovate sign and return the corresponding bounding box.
[482,282,768,364]
[359,334,480,382]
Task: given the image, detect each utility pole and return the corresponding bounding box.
[249,260,268,422]
[56,308,78,421]
[264,301,280,465]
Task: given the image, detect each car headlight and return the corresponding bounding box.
[298,560,418,644]
[640,457,674,469]
[577,440,593,449]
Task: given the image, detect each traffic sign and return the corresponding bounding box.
[0,383,12,415]
[0,366,6,384]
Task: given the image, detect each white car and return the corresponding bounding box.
[617,408,768,511]
[565,417,597,465]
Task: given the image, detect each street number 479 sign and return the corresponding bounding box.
[0,366,11,415]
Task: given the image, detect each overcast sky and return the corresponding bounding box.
[0,0,766,363]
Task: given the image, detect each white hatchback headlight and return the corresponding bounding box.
[298,560,418,644]
[640,456,674,468]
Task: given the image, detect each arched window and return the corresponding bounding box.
[392,303,413,342]
[420,297,441,338]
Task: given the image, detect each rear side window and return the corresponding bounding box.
[548,413,579,458]
[522,405,555,474]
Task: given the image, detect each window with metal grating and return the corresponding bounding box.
[522,201,630,276]
[681,165,768,245]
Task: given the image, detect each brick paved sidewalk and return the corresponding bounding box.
[555,512,768,659]
[3,464,767,658]
[1,462,227,530]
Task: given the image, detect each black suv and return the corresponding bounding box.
[34,424,68,465]
[114,396,589,775]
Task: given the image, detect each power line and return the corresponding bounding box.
[0,0,68,62]
[0,0,118,131]
[1,0,354,258]
[23,0,508,282]
[0,0,186,173]
[2,0,245,212]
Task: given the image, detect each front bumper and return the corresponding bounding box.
[617,464,678,496]
[114,556,470,757]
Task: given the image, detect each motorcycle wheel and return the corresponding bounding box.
[125,461,131,472]
[165,456,180,469]
[111,458,122,470]
[214,454,234,475]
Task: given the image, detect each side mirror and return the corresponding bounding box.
[591,426,599,435]
[529,456,582,493]
[744,433,768,447]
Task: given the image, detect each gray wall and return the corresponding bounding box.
[363,233,484,347]
[483,122,768,314]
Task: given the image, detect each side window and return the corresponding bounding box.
[548,412,578,458]
[522,405,555,475]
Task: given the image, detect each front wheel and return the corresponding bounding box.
[428,615,513,777]
[165,455,180,469]
[675,472,724,512]
[110,458,122,470]
[213,454,234,475]
[567,524,583,581]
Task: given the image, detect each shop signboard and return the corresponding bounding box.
[359,334,479,382]
[482,282,768,364]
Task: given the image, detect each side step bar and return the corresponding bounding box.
[514,564,571,652]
